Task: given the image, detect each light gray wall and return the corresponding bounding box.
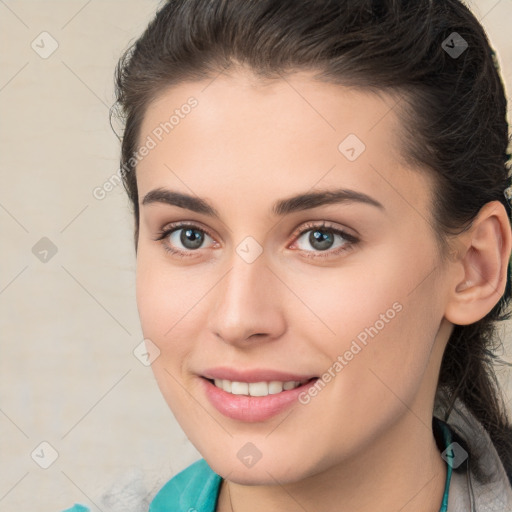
[1,1,511,511]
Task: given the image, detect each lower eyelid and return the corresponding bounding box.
[292,237,355,257]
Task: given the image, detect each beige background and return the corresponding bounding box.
[1,1,511,511]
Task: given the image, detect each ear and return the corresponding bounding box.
[444,201,512,326]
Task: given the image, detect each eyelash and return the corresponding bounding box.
[153,221,359,259]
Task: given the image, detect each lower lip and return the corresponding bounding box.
[201,377,318,422]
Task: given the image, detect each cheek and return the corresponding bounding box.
[291,273,442,463]
[135,249,202,389]
[298,244,442,397]
[287,258,405,353]
[135,247,207,339]
[135,252,203,418]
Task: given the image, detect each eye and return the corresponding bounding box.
[153,222,216,257]
[153,220,359,259]
[290,221,359,258]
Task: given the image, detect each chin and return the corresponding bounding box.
[204,450,316,486]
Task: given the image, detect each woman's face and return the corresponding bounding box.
[135,69,453,484]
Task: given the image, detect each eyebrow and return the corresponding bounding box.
[141,187,384,217]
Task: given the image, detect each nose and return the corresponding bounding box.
[207,252,287,347]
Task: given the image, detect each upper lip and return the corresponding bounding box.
[201,367,318,383]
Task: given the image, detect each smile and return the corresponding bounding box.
[211,378,310,396]
[200,372,319,422]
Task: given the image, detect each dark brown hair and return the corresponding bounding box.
[112,0,512,484]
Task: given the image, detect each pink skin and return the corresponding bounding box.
[134,69,511,511]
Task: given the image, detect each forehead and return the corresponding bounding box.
[135,70,433,218]
[139,69,402,153]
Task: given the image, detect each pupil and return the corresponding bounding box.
[181,228,204,249]
[310,230,333,251]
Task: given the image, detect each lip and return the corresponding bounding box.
[200,368,318,422]
[201,366,317,383]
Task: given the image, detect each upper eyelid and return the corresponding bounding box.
[158,221,215,239]
[294,220,356,236]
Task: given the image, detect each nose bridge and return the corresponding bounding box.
[207,246,285,344]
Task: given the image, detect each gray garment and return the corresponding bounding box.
[434,395,512,511]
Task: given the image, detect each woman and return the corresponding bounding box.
[64,0,512,510]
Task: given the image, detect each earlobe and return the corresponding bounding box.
[444,201,512,326]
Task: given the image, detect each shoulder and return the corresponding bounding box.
[149,458,222,512]
[59,460,221,512]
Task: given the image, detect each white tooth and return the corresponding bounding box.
[268,381,284,394]
[249,382,269,397]
[214,379,303,395]
[283,381,297,390]
[231,381,249,395]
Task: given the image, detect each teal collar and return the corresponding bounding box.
[438,419,454,512]
[149,458,221,512]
